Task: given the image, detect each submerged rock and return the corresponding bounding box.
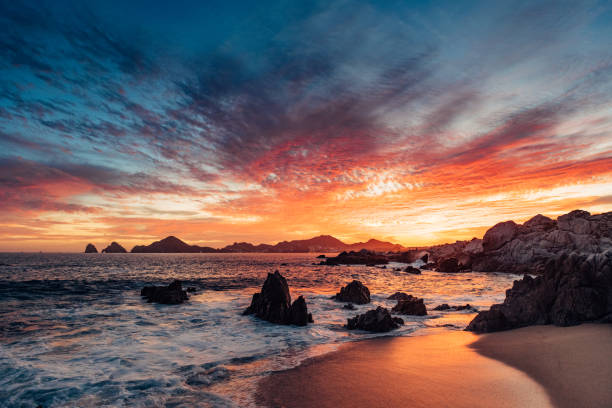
[243,270,313,326]
[84,243,98,253]
[325,249,388,265]
[466,251,612,333]
[343,303,356,310]
[333,280,371,304]
[101,242,127,253]
[404,266,421,274]
[391,295,427,316]
[346,306,404,332]
[141,280,189,304]
[433,303,477,311]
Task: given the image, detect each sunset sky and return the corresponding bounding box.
[1,0,611,252]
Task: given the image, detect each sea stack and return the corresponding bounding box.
[101,242,127,253]
[84,243,98,253]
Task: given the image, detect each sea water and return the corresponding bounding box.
[0,253,521,407]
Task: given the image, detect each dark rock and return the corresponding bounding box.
[325,249,388,265]
[433,303,476,311]
[141,280,189,304]
[84,243,98,253]
[422,262,437,270]
[346,306,404,332]
[524,214,556,231]
[131,235,216,253]
[333,280,371,304]
[387,292,413,301]
[343,303,356,310]
[186,287,197,293]
[437,258,460,272]
[420,254,429,263]
[391,296,427,316]
[404,266,421,274]
[467,251,612,333]
[316,254,326,258]
[101,242,127,253]
[482,221,519,251]
[243,270,313,326]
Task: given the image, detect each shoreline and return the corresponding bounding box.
[256,324,612,408]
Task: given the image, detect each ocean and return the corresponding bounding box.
[0,253,521,407]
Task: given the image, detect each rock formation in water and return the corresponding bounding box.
[387,292,412,301]
[346,306,404,332]
[325,249,389,265]
[404,266,421,274]
[84,243,98,253]
[141,280,189,304]
[332,280,371,304]
[466,251,612,333]
[131,236,217,253]
[437,258,461,273]
[433,304,477,311]
[391,295,427,316]
[101,242,127,253]
[243,270,313,326]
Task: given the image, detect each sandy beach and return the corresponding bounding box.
[258,324,612,408]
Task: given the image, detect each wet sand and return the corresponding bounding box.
[471,324,612,408]
[257,329,551,407]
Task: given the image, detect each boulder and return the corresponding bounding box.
[482,221,519,251]
[466,251,612,333]
[404,266,421,274]
[524,214,556,231]
[433,303,476,311]
[437,258,460,273]
[391,296,427,316]
[421,262,438,270]
[243,270,313,326]
[346,306,404,332]
[333,280,371,304]
[141,280,189,304]
[102,242,127,253]
[84,243,98,253]
[316,254,326,258]
[387,292,412,301]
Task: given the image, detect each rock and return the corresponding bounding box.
[387,292,413,301]
[404,266,421,274]
[420,254,429,263]
[84,243,98,253]
[557,210,592,234]
[482,221,519,251]
[343,303,356,310]
[101,242,127,253]
[141,280,189,304]
[316,254,326,258]
[243,270,313,326]
[422,262,437,270]
[346,306,404,332]
[524,214,556,231]
[391,296,427,316]
[325,249,388,265]
[466,251,612,333]
[333,280,371,304]
[186,287,197,293]
[437,258,460,272]
[433,303,476,311]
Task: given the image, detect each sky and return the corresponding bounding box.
[1,0,611,252]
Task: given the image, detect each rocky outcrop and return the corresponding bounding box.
[333,280,371,304]
[387,292,412,301]
[243,271,313,326]
[482,221,519,251]
[404,266,421,274]
[433,304,477,311]
[437,258,460,273]
[131,236,217,253]
[346,306,404,332]
[84,243,98,253]
[141,280,189,304]
[391,295,427,316]
[466,251,612,333]
[102,242,127,253]
[325,249,389,266]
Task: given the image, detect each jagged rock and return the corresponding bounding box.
[524,214,556,231]
[333,280,371,304]
[421,262,437,270]
[325,249,388,265]
[387,292,412,301]
[391,296,427,316]
[466,251,612,333]
[243,270,313,326]
[102,242,127,253]
[84,243,98,253]
[404,266,421,274]
[433,303,477,311]
[346,306,404,332]
[141,280,189,304]
[437,258,460,272]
